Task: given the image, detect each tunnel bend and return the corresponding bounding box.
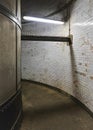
[21,19,93,129]
[0,0,93,130]
[21,0,93,115]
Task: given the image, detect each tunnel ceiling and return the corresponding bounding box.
[22,0,73,22]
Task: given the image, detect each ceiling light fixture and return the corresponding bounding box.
[23,16,64,25]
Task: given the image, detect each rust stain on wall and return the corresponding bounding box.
[82,53,85,56]
[78,63,82,65]
[85,63,88,67]
[90,76,93,80]
[85,69,88,72]
[73,80,78,84]
[90,45,93,52]
[75,71,86,77]
[75,85,79,88]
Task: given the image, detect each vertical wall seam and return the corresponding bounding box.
[16,0,18,91]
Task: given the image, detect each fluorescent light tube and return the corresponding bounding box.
[23,16,64,25]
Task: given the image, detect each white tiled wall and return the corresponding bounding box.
[22,0,93,112]
[70,0,93,111]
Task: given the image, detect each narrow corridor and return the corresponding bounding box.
[20,81,93,130]
[1,1,93,129]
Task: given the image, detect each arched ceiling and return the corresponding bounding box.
[22,0,75,22]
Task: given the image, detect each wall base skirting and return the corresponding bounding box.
[22,79,93,118]
[0,89,23,130]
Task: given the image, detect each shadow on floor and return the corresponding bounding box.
[20,81,93,130]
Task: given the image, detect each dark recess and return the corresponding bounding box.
[0,89,22,130]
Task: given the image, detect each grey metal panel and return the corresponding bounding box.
[0,14,16,105]
[17,26,21,89]
[0,0,16,15]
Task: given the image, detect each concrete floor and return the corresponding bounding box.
[20,81,93,130]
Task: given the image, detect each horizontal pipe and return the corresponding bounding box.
[21,35,71,44]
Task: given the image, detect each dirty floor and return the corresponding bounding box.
[20,81,93,130]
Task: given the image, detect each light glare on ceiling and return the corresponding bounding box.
[23,16,64,25]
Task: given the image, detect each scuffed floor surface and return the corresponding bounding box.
[20,81,93,130]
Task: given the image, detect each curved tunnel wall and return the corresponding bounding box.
[0,0,22,130]
[22,0,93,113]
